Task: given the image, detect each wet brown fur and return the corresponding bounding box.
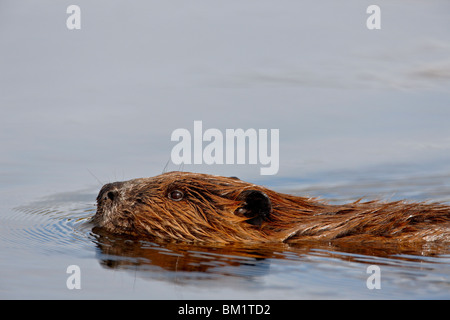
[93,171,450,244]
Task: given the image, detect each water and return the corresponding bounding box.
[1,1,450,299]
[2,181,450,299]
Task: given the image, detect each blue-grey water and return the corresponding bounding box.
[1,1,450,299]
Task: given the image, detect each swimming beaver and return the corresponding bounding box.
[93,171,450,243]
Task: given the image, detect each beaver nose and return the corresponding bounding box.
[98,181,124,203]
[106,190,118,201]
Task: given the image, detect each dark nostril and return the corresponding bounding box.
[106,191,117,201]
[98,181,124,203]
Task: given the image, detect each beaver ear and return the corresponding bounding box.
[235,190,272,227]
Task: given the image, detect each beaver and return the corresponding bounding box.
[92,171,450,244]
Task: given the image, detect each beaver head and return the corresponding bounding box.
[93,171,297,243]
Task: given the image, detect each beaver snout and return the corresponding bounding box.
[94,180,139,234]
[97,181,124,204]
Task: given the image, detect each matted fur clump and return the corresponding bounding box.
[93,171,450,244]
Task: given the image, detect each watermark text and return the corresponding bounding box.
[171,121,279,175]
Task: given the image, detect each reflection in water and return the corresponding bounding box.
[11,183,450,296]
[91,226,277,280]
[91,225,450,285]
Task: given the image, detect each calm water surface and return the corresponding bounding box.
[1,1,450,299]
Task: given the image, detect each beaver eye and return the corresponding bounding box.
[168,190,184,201]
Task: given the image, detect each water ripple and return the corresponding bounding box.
[7,191,96,255]
[3,187,449,298]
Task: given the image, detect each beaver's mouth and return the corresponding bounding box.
[93,204,138,235]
